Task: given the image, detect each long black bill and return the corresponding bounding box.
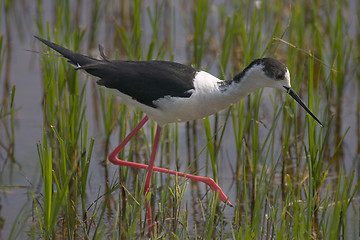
[284,86,324,127]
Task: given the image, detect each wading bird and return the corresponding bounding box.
[36,36,323,232]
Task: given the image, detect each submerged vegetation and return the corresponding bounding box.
[0,0,359,239]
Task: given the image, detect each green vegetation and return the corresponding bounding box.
[0,0,359,239]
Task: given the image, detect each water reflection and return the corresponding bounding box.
[0,6,14,172]
[0,6,14,237]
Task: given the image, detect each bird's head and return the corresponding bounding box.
[237,58,290,91]
[237,58,323,127]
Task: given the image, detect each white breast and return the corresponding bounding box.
[143,71,236,125]
[105,71,245,126]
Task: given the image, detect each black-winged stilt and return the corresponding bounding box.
[36,36,323,231]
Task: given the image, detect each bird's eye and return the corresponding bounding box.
[275,74,284,80]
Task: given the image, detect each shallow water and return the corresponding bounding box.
[0,0,359,238]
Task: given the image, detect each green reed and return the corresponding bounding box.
[0,9,17,172]
[19,0,360,239]
[34,1,95,237]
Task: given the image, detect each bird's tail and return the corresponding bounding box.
[35,36,100,69]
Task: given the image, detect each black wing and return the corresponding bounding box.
[36,36,197,108]
[95,60,196,107]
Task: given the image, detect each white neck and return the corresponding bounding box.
[220,66,269,104]
[143,67,276,125]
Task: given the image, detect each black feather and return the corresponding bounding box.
[35,36,197,107]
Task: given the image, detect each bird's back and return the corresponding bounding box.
[36,37,198,108]
[94,60,197,108]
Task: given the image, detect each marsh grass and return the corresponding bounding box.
[0,8,18,173]
[4,0,357,238]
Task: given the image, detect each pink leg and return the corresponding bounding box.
[108,115,149,164]
[108,115,232,233]
[108,115,231,206]
[155,168,232,206]
[107,115,161,232]
[144,125,162,195]
[143,125,162,232]
[119,162,232,206]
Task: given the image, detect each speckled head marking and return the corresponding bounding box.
[233,58,287,83]
[260,58,287,80]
